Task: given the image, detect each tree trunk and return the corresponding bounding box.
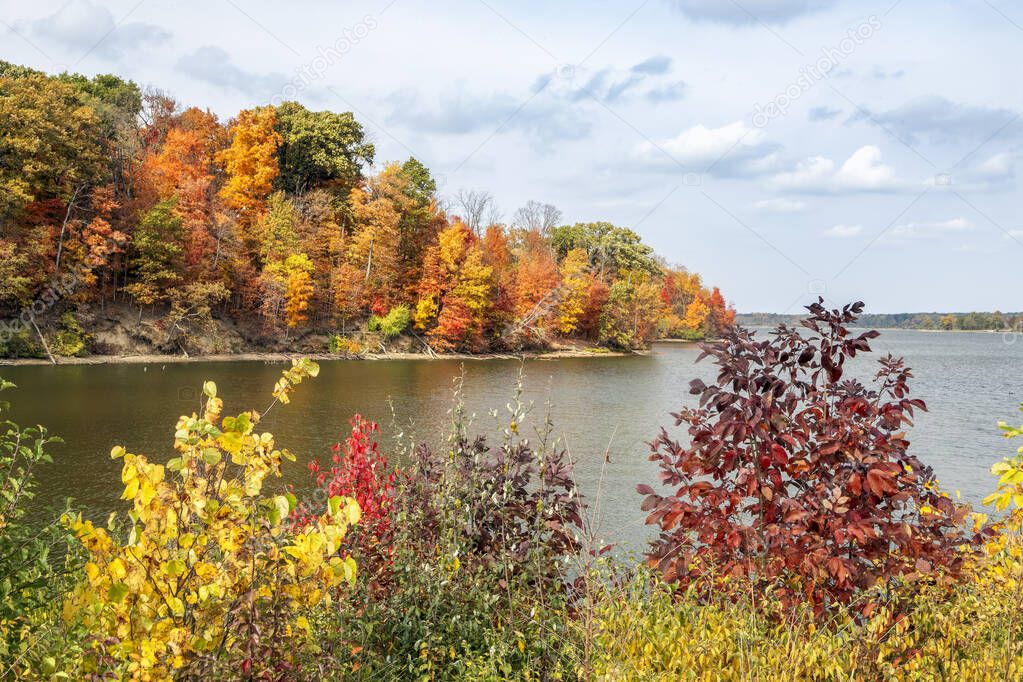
[55,185,84,276]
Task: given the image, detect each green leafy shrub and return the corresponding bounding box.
[0,379,80,678]
[0,327,45,359]
[308,379,585,679]
[367,305,411,340]
[50,312,89,357]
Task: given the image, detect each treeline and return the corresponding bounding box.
[737,311,1023,331]
[0,61,734,356]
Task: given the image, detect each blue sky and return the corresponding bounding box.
[2,0,1021,313]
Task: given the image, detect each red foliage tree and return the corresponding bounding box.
[706,285,736,335]
[640,300,972,609]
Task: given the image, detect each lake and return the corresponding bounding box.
[4,329,1021,553]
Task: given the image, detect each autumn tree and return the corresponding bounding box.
[0,73,106,226]
[431,244,492,351]
[139,107,226,274]
[0,241,32,307]
[346,175,403,308]
[707,286,736,335]
[255,191,300,265]
[51,185,127,304]
[217,107,281,221]
[480,224,516,332]
[556,248,592,335]
[599,271,663,349]
[509,229,560,344]
[414,221,493,351]
[661,269,735,339]
[285,254,315,330]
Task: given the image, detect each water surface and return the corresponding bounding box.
[4,329,1020,549]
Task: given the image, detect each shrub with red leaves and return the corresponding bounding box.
[640,300,973,609]
[297,415,397,589]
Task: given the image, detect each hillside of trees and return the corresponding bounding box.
[0,62,734,359]
[737,311,1023,332]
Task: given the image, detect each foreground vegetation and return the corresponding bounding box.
[0,61,733,361]
[3,302,1023,680]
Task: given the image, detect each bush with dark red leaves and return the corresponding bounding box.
[640,300,973,609]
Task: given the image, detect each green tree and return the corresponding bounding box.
[273,101,375,194]
[399,156,437,207]
[124,199,184,310]
[550,222,660,279]
[256,191,300,264]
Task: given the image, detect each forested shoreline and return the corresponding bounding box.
[0,61,734,361]
[738,311,1023,331]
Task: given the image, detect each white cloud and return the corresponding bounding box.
[834,146,898,190]
[824,224,863,238]
[754,198,807,213]
[973,152,1015,182]
[633,121,779,176]
[771,146,902,193]
[31,0,169,59]
[884,217,974,242]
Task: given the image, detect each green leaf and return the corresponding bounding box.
[108,583,130,603]
[328,495,342,516]
[164,559,186,577]
[203,380,217,398]
[202,449,222,466]
[40,656,56,675]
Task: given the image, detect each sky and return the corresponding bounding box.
[2,0,1021,313]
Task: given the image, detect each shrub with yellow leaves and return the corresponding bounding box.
[62,359,361,680]
[587,568,1023,681]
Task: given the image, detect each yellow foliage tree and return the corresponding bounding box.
[285,255,315,329]
[556,248,590,335]
[346,183,402,307]
[681,295,710,333]
[63,360,360,679]
[217,107,281,220]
